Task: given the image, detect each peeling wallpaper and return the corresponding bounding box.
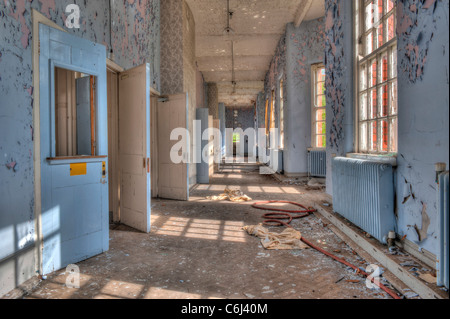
[160,0,184,94]
[207,83,219,119]
[183,0,198,186]
[160,0,197,185]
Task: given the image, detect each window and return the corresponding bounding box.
[356,0,398,154]
[270,90,276,131]
[312,64,326,149]
[279,79,285,149]
[54,67,97,157]
[265,99,270,136]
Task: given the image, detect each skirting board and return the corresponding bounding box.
[395,238,437,270]
[313,203,446,299]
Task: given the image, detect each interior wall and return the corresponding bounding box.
[111,0,161,92]
[196,65,206,108]
[395,0,449,255]
[161,0,198,187]
[262,17,325,175]
[183,0,198,187]
[324,0,355,192]
[285,18,325,175]
[160,0,184,94]
[207,83,219,119]
[0,0,160,297]
[324,0,449,256]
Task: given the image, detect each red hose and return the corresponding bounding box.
[252,201,402,300]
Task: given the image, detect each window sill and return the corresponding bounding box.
[346,153,397,167]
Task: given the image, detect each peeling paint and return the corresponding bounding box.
[5,160,17,172]
[324,0,347,152]
[397,0,441,83]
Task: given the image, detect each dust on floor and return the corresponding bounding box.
[23,163,398,299]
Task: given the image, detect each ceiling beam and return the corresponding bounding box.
[294,0,314,27]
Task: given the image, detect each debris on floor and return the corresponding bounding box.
[243,224,309,250]
[419,273,437,284]
[207,188,252,202]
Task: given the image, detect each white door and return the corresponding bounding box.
[158,93,189,201]
[118,64,151,233]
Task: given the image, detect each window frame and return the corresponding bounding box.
[311,63,327,150]
[355,0,398,155]
[279,79,285,149]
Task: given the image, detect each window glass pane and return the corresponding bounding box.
[360,63,367,90]
[317,68,326,82]
[376,22,384,49]
[379,85,388,117]
[360,93,368,121]
[389,81,398,115]
[380,119,389,152]
[369,89,377,119]
[389,118,398,152]
[369,121,378,152]
[360,123,368,152]
[316,135,326,149]
[369,59,377,87]
[366,31,374,55]
[387,0,395,13]
[316,109,326,122]
[316,121,326,135]
[375,0,383,24]
[316,95,326,108]
[379,52,388,83]
[316,81,326,96]
[387,14,395,42]
[365,1,374,31]
[389,46,397,79]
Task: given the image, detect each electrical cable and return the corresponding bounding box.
[251,201,402,299]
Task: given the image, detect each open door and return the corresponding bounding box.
[118,64,151,233]
[39,24,109,275]
[158,93,189,201]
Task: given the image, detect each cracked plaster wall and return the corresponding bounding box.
[324,0,449,255]
[0,0,160,296]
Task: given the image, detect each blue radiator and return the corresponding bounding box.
[308,150,326,177]
[437,172,449,289]
[332,157,396,244]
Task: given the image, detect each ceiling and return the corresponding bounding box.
[185,0,325,107]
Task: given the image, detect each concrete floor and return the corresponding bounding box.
[24,162,399,299]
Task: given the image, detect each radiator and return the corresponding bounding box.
[437,171,449,289]
[308,150,326,177]
[332,157,395,244]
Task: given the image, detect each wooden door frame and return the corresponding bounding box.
[150,92,160,198]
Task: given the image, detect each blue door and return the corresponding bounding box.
[39,24,108,275]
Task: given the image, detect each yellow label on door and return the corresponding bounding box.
[70,163,87,176]
[102,162,106,178]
